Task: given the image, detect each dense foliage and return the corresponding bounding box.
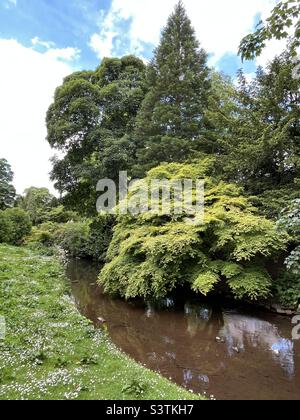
[274,272,300,308]
[26,215,114,262]
[42,1,300,305]
[46,55,147,214]
[54,221,91,258]
[0,208,31,245]
[99,162,288,301]
[4,0,300,402]
[19,187,57,225]
[0,159,16,210]
[209,53,300,218]
[278,199,300,274]
[133,1,211,176]
[85,215,115,261]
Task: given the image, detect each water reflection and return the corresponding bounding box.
[220,313,295,378]
[271,339,294,378]
[184,303,213,337]
[66,259,300,400]
[184,303,212,321]
[183,369,193,385]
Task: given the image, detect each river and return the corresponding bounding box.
[66,258,300,400]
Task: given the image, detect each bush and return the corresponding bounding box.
[274,272,300,308]
[54,221,90,257]
[45,205,80,224]
[0,212,13,243]
[25,217,114,261]
[86,215,115,262]
[278,199,300,276]
[270,199,300,309]
[99,162,288,301]
[25,222,58,247]
[0,208,31,245]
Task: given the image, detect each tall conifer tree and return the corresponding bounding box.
[134,1,210,174]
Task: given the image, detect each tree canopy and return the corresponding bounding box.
[133,1,211,175]
[0,158,16,210]
[46,55,147,214]
[99,162,287,301]
[208,53,300,218]
[19,187,56,225]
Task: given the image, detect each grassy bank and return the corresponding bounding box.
[0,245,201,400]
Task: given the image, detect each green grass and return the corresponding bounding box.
[0,245,202,400]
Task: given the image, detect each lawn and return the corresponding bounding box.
[0,245,201,400]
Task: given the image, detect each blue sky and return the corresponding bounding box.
[0,0,283,193]
[0,0,260,74]
[0,0,109,70]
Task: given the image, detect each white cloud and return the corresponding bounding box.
[31,36,55,50]
[89,0,281,66]
[89,32,116,59]
[0,39,78,194]
[256,39,287,69]
[45,46,81,62]
[7,0,17,6]
[31,37,81,62]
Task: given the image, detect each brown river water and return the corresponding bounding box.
[66,258,300,400]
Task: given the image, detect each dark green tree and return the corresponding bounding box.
[208,53,300,218]
[204,71,240,157]
[134,1,211,175]
[46,56,146,215]
[0,158,16,210]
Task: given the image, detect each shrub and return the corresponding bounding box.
[0,208,31,245]
[278,199,300,276]
[0,212,13,243]
[86,215,115,262]
[54,221,90,257]
[273,272,300,308]
[46,205,80,224]
[25,222,58,247]
[25,217,114,261]
[99,162,288,301]
[271,199,300,308]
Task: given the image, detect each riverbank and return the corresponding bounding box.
[0,245,201,400]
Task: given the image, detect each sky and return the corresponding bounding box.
[0,0,286,194]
